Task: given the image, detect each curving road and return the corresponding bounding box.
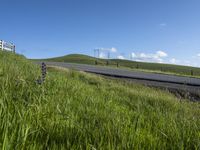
[36,62,200,101]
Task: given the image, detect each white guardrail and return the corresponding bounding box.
[0,40,15,53]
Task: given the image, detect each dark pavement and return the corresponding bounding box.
[35,62,200,101]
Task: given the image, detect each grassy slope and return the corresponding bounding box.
[34,54,200,77]
[1,51,200,149]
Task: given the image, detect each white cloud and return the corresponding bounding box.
[130,51,200,67]
[117,55,125,59]
[99,52,106,58]
[110,47,117,53]
[156,51,168,57]
[95,47,117,58]
[169,58,176,64]
[169,58,179,64]
[99,47,117,53]
[159,23,167,27]
[183,60,192,66]
[168,58,196,67]
[131,52,136,58]
[131,51,168,63]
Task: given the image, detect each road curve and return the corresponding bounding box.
[35,62,200,101]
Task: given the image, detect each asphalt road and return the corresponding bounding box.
[36,62,200,101]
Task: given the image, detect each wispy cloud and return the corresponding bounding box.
[159,23,167,27]
[168,59,197,67]
[117,55,125,59]
[131,51,168,63]
[98,48,200,67]
[99,52,106,58]
[130,51,200,67]
[156,51,168,57]
[169,58,180,64]
[95,47,117,58]
[99,47,117,53]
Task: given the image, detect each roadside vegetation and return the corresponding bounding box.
[1,51,200,149]
[33,54,200,77]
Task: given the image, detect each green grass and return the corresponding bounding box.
[33,53,200,77]
[1,51,200,149]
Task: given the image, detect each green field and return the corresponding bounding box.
[1,51,200,149]
[33,54,200,77]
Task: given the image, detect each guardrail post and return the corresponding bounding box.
[13,45,16,53]
[12,44,15,53]
[2,40,4,50]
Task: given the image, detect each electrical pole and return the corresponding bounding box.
[94,49,96,57]
[107,52,110,59]
[98,49,100,58]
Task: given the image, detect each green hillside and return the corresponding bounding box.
[1,51,200,149]
[34,54,200,77]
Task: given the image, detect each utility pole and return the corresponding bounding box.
[94,49,99,58]
[130,54,132,60]
[94,48,102,58]
[98,49,100,58]
[94,49,96,57]
[107,52,110,59]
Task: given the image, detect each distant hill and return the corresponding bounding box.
[33,54,200,76]
[37,54,103,64]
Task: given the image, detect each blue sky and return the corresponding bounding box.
[1,0,200,66]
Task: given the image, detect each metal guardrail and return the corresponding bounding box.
[0,40,15,53]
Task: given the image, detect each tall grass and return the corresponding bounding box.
[0,51,200,149]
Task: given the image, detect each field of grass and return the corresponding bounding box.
[1,51,200,149]
[34,54,200,77]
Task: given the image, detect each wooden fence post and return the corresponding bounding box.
[117,62,119,67]
[191,70,193,76]
[95,60,98,65]
[106,60,109,66]
[136,64,139,69]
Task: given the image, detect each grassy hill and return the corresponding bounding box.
[34,54,200,77]
[1,51,200,149]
